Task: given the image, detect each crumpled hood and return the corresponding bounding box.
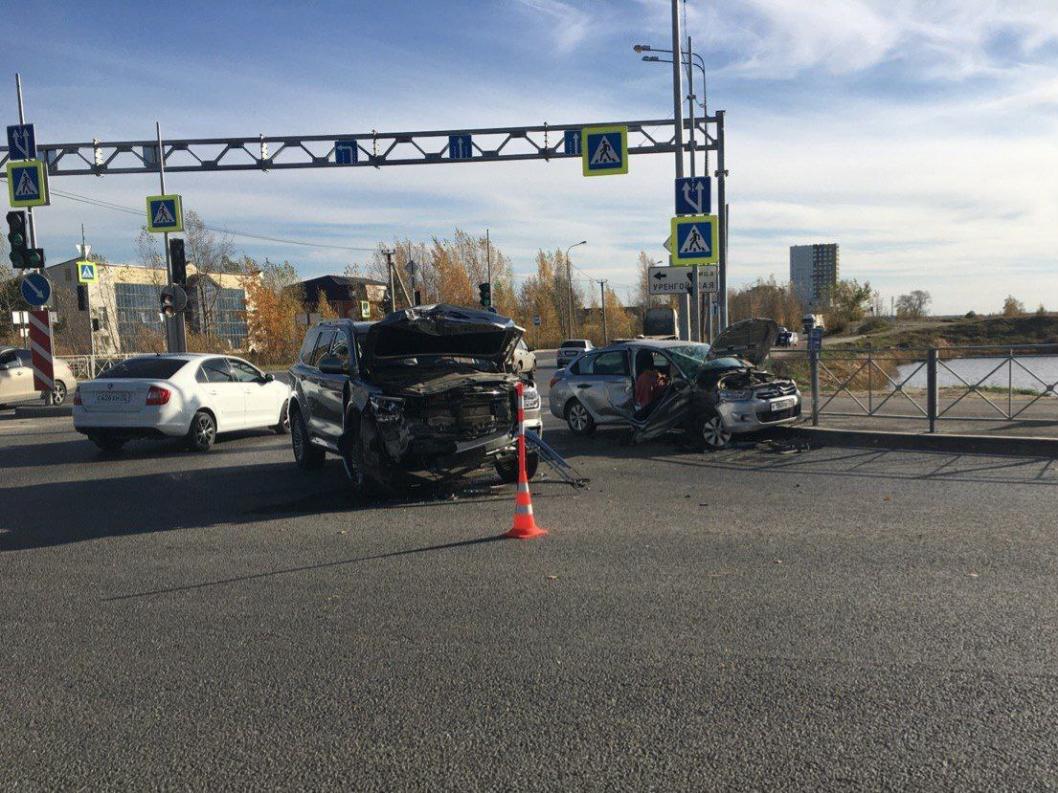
[362,304,524,370]
[709,318,778,366]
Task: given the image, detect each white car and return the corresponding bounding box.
[73,353,292,452]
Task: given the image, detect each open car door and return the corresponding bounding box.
[629,350,696,442]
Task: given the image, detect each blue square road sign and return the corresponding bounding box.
[448,134,472,160]
[674,176,711,215]
[7,124,36,160]
[335,140,358,165]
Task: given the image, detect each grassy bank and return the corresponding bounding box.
[841,315,1058,351]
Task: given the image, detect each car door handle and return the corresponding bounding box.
[577,384,592,389]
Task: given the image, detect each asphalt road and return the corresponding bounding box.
[2,365,1057,791]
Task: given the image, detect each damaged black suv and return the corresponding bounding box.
[287,304,542,494]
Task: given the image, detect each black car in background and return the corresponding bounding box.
[287,304,542,494]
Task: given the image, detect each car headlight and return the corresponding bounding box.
[718,389,751,402]
[369,395,405,422]
[522,386,541,411]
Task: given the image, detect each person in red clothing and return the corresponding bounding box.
[634,349,668,411]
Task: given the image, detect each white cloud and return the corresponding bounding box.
[513,0,592,53]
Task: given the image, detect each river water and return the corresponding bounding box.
[895,355,1058,391]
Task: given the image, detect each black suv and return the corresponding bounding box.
[287,304,540,494]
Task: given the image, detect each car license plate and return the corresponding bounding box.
[770,397,795,412]
[96,391,130,403]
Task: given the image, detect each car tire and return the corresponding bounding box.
[494,451,539,483]
[43,380,67,406]
[273,399,291,434]
[565,399,596,436]
[90,432,126,452]
[186,410,217,452]
[291,406,325,470]
[355,413,398,498]
[697,409,732,450]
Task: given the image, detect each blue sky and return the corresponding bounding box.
[4,0,1058,313]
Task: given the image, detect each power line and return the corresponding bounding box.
[48,188,380,252]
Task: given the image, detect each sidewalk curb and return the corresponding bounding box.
[14,404,73,419]
[789,426,1058,458]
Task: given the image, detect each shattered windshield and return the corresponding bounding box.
[666,344,712,377]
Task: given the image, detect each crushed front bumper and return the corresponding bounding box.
[717,394,802,433]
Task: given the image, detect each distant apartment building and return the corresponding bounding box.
[789,244,839,307]
[45,258,257,354]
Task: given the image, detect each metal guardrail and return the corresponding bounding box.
[794,343,1058,432]
[57,353,139,380]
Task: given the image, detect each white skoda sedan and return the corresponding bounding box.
[73,354,292,452]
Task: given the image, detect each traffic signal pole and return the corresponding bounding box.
[14,74,37,251]
[156,121,186,353]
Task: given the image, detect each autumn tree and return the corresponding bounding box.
[895,290,931,319]
[1003,295,1025,317]
[243,258,304,365]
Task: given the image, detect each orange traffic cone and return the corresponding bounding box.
[506,382,547,540]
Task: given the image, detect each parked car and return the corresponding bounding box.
[512,338,537,375]
[556,338,594,369]
[73,354,292,452]
[548,319,800,450]
[0,347,77,407]
[775,327,799,347]
[287,305,543,494]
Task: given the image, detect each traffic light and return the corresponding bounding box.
[6,211,44,269]
[381,290,394,315]
[161,290,176,318]
[169,238,187,285]
[77,285,88,311]
[478,282,491,308]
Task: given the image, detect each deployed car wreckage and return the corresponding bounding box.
[288,305,542,495]
[548,318,800,450]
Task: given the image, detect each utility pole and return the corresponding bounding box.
[14,74,37,250]
[716,112,728,330]
[598,280,609,344]
[485,228,491,286]
[687,34,701,343]
[383,249,396,309]
[80,225,96,376]
[669,0,691,342]
[155,122,186,353]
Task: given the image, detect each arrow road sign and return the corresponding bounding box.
[563,130,580,155]
[7,124,36,160]
[670,214,719,266]
[146,194,184,233]
[6,160,48,207]
[335,139,358,165]
[674,176,711,215]
[649,265,718,295]
[581,125,628,176]
[20,272,51,307]
[448,134,472,160]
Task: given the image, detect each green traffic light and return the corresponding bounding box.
[8,233,24,248]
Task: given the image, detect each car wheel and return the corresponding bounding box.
[291,407,325,470]
[698,410,732,450]
[495,451,539,483]
[186,410,217,452]
[273,399,290,434]
[43,380,67,406]
[565,399,596,436]
[355,413,398,498]
[90,432,126,452]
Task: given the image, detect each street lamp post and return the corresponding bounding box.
[565,240,587,338]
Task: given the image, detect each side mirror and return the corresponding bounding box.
[317,355,346,375]
[263,373,275,383]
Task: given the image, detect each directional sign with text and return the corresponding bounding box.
[7,124,36,160]
[674,176,711,215]
[7,160,48,207]
[648,265,718,295]
[146,194,184,233]
[335,139,359,165]
[77,260,97,284]
[20,272,51,306]
[581,125,628,176]
[448,134,472,160]
[670,214,719,265]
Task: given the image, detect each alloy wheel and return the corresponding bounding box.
[196,414,215,447]
[568,403,590,432]
[701,415,731,449]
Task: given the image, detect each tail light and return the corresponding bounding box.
[146,385,171,405]
[73,388,82,406]
[549,376,559,388]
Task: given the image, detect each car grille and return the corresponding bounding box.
[756,404,801,423]
[754,382,797,400]
[422,388,514,440]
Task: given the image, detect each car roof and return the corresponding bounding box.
[607,338,704,350]
[316,319,375,334]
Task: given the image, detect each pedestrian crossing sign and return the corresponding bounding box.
[146,194,183,233]
[6,159,48,207]
[77,260,97,284]
[670,214,719,265]
[581,125,628,177]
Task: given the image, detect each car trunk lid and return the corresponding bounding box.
[76,379,157,413]
[709,318,778,366]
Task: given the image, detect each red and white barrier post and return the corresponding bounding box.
[27,309,54,393]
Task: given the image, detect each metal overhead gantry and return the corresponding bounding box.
[0,118,717,175]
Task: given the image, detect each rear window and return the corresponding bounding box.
[561,340,588,349]
[98,358,189,379]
